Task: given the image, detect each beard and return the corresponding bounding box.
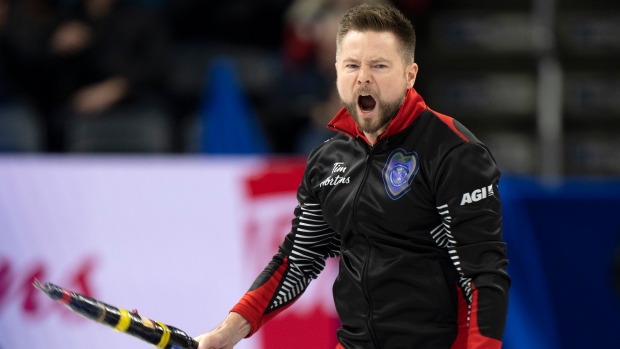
[341,89,407,135]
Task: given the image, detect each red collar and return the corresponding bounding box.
[327,88,428,145]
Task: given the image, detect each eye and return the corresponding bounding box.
[375,64,387,69]
[345,64,359,69]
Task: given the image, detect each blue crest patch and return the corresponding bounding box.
[382,148,419,200]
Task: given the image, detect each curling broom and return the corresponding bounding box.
[33,279,198,349]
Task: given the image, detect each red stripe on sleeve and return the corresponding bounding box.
[230,257,298,337]
[450,284,470,349]
[463,283,502,349]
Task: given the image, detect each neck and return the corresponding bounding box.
[363,128,384,145]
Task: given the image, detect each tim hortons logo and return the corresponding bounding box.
[319,162,351,187]
[0,256,97,320]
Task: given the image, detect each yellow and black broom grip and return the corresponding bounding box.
[33,280,198,349]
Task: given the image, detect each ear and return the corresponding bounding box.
[406,63,418,88]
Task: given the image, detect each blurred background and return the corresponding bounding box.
[0,0,617,176]
[1,0,619,349]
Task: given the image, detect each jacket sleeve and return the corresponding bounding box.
[230,182,340,337]
[434,142,510,349]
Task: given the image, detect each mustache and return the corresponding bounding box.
[355,87,374,96]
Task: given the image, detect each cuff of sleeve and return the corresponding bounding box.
[230,303,260,338]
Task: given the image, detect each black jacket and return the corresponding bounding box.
[232,88,510,349]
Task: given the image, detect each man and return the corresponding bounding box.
[197,4,510,348]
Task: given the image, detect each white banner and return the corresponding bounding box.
[0,155,337,349]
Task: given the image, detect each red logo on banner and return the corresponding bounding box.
[0,256,98,321]
[244,159,341,349]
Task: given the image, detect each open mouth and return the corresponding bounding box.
[358,95,376,112]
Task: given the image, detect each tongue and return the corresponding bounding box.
[359,96,376,111]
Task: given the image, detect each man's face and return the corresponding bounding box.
[336,30,417,138]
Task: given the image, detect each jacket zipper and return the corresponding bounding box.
[352,140,380,348]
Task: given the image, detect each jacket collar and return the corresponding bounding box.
[326,88,428,145]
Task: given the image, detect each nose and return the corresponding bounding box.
[357,67,372,85]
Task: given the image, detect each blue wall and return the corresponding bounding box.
[500,177,620,348]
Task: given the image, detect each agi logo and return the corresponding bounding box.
[460,184,494,206]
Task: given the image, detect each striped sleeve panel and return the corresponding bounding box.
[270,203,340,309]
[231,202,340,336]
[434,204,503,349]
[433,204,473,305]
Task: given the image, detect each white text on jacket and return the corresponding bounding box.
[460,185,494,205]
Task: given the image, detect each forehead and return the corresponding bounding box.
[338,30,401,61]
